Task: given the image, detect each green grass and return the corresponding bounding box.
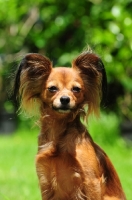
[0,113,132,199]
[0,128,41,200]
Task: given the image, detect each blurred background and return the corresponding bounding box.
[0,0,132,199]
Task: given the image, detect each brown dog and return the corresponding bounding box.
[13,51,126,200]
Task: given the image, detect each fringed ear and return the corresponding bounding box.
[12,53,52,116]
[72,51,107,117]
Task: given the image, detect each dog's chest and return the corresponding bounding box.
[36,143,102,199]
[36,152,84,199]
[37,152,82,185]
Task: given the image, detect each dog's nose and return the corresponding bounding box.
[60,96,70,105]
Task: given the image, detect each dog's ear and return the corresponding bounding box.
[72,51,107,116]
[12,53,52,116]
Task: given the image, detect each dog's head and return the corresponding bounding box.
[12,51,107,118]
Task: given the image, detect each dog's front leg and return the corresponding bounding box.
[36,161,55,200]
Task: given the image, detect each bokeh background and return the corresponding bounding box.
[0,0,132,199]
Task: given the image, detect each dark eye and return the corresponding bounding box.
[48,86,58,93]
[72,86,81,93]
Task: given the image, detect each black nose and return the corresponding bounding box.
[60,96,70,105]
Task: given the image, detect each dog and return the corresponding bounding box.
[13,51,126,200]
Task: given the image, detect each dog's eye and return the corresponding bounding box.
[72,86,81,93]
[48,86,58,93]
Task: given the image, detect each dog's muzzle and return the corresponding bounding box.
[60,96,70,106]
[53,96,72,113]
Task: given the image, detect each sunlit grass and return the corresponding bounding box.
[0,112,132,199]
[0,128,41,200]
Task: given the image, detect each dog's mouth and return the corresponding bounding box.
[52,106,72,114]
[58,109,71,114]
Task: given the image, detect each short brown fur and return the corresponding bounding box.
[13,52,126,200]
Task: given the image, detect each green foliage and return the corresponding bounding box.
[89,112,121,145]
[0,0,132,119]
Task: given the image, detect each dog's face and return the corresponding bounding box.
[42,67,85,114]
[13,52,107,117]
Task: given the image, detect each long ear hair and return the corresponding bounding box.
[72,51,107,117]
[12,53,52,116]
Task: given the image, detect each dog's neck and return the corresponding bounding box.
[38,110,88,154]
